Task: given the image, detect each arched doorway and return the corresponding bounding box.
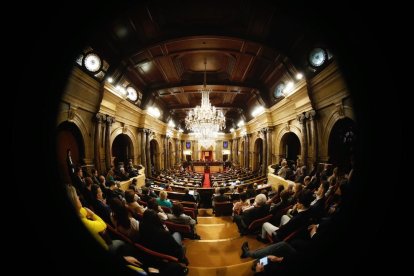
[112,134,133,169]
[280,132,301,165]
[328,118,356,172]
[239,141,245,167]
[56,121,85,184]
[253,138,263,171]
[150,139,160,172]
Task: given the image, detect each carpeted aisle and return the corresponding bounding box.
[183,214,265,276]
[203,173,210,187]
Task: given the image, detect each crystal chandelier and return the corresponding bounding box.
[185,59,225,148]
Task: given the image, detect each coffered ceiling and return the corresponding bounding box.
[88,0,323,131]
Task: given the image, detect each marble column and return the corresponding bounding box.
[307,110,317,165]
[140,128,147,174]
[235,138,239,165]
[266,127,273,168]
[181,140,185,162]
[244,134,249,169]
[105,116,115,170]
[261,128,267,176]
[94,113,104,173]
[163,135,168,169]
[229,139,233,162]
[174,138,179,165]
[298,113,308,167]
[145,129,152,177]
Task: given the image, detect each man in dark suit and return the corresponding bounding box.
[234,194,270,235]
[182,188,197,202]
[213,187,230,203]
[259,190,314,242]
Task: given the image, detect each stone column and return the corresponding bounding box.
[163,135,168,169]
[244,135,248,169]
[181,140,185,162]
[261,128,268,176]
[174,138,179,164]
[94,113,104,173]
[298,113,308,167]
[229,139,233,161]
[105,116,115,170]
[235,138,239,165]
[167,137,171,168]
[140,128,147,173]
[145,129,152,177]
[307,110,317,165]
[266,127,273,168]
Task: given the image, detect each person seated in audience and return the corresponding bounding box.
[145,182,158,197]
[139,187,152,203]
[106,167,115,183]
[138,209,189,266]
[233,192,251,216]
[236,186,244,194]
[167,203,200,239]
[302,176,311,188]
[213,187,230,203]
[91,168,100,185]
[125,190,146,218]
[98,175,107,189]
[91,184,112,226]
[72,166,86,193]
[268,190,291,226]
[260,189,269,199]
[241,207,340,276]
[309,181,329,221]
[182,188,196,202]
[67,185,148,274]
[109,198,140,242]
[165,184,173,192]
[277,160,289,179]
[126,159,139,177]
[80,176,94,208]
[306,173,320,191]
[246,184,256,198]
[294,166,307,184]
[267,184,285,205]
[115,167,130,181]
[288,183,303,205]
[106,180,124,201]
[128,178,139,193]
[234,194,270,235]
[147,198,168,221]
[259,189,314,243]
[157,191,173,208]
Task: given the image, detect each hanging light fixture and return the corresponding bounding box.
[185,59,225,148]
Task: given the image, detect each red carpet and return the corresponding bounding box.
[203,173,210,187]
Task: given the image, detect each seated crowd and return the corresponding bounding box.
[67,158,351,275]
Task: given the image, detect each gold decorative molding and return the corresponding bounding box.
[67,106,77,121]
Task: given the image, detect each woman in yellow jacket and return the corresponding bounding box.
[67,185,145,274]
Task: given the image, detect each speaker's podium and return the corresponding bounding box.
[193,161,223,173]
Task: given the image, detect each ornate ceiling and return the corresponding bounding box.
[88,0,324,131]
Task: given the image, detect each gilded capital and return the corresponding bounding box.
[95,113,105,123]
[297,113,306,124]
[306,110,317,120]
[106,116,115,125]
